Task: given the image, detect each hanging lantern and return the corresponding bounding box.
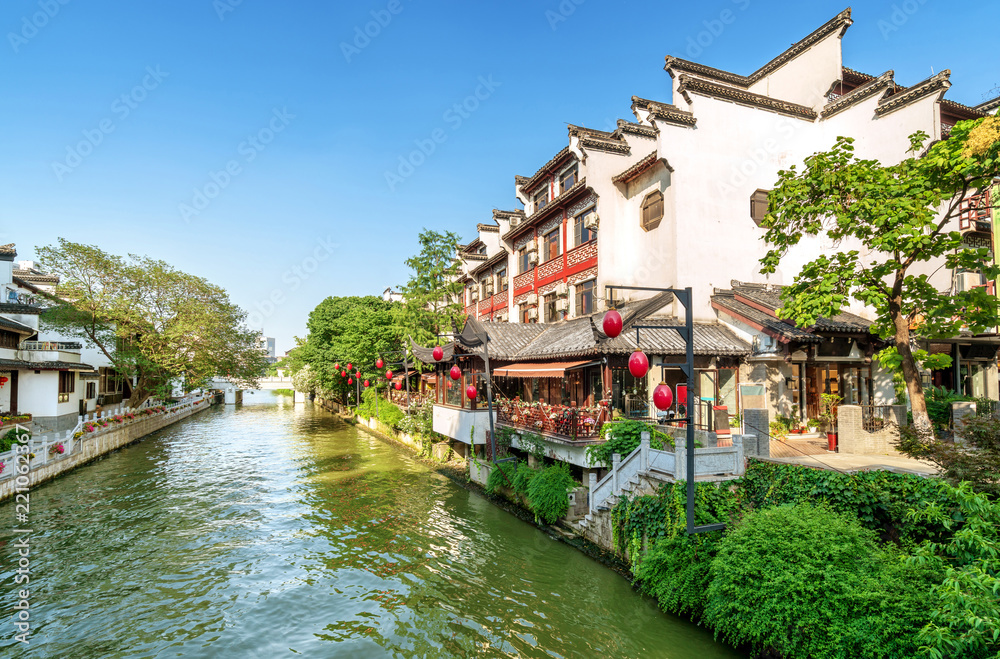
[653,382,673,411]
[628,349,649,378]
[341,370,347,377]
[364,380,370,388]
[450,365,462,381]
[432,346,444,361]
[394,382,402,391]
[0,376,7,387]
[376,358,384,369]
[466,385,477,400]
[385,369,393,380]
[348,378,353,385]
[347,363,353,371]
[602,309,623,338]
[335,363,340,370]
[356,370,361,377]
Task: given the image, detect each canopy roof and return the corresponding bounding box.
[493,361,596,378]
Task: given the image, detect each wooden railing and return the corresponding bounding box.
[495,398,607,440]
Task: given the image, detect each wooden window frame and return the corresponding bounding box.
[544,293,558,323]
[573,209,595,247]
[559,166,577,194]
[533,187,549,212]
[575,279,595,316]
[58,370,75,403]
[750,189,770,227]
[543,229,560,263]
[641,190,664,231]
[497,268,508,292]
[518,247,531,275]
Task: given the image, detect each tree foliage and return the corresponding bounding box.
[290,296,402,402]
[897,415,1000,497]
[759,118,1000,432]
[37,238,266,406]
[397,229,465,346]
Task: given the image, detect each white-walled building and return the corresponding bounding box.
[435,8,999,440]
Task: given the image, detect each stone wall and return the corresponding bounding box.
[836,405,905,455]
[0,399,212,503]
[742,408,770,457]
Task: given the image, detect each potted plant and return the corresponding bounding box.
[806,418,820,433]
[819,393,843,451]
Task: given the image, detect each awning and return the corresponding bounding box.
[493,360,596,378]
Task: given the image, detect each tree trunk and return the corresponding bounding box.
[892,308,934,438]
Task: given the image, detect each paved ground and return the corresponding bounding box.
[765,441,939,476]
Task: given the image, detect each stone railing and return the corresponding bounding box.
[588,432,745,513]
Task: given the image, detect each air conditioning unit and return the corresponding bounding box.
[527,308,538,320]
[584,214,599,230]
[555,282,568,297]
[556,298,569,312]
[525,292,538,305]
[527,251,539,266]
[957,272,986,292]
[525,239,537,252]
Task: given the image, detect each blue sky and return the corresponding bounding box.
[1,1,996,353]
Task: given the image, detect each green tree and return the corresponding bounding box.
[760,117,1000,434]
[397,229,466,346]
[37,238,266,407]
[295,296,401,402]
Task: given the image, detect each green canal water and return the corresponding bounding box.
[0,392,742,658]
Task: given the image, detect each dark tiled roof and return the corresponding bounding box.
[517,146,572,194]
[503,178,590,241]
[493,209,525,223]
[476,223,500,233]
[876,71,951,117]
[0,316,35,334]
[940,98,988,119]
[0,244,15,256]
[842,67,875,85]
[677,75,818,120]
[630,97,698,127]
[471,251,508,276]
[975,96,1000,113]
[616,119,658,138]
[0,303,42,315]
[713,294,818,343]
[0,358,94,371]
[822,71,895,119]
[12,268,59,284]
[612,151,671,184]
[713,281,874,340]
[463,291,750,361]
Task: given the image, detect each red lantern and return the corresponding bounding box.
[356,370,361,377]
[348,378,353,385]
[394,382,402,390]
[432,346,444,361]
[386,369,393,380]
[653,383,673,411]
[0,376,7,387]
[466,385,477,400]
[628,349,649,378]
[335,363,340,370]
[341,371,346,377]
[364,380,370,388]
[602,309,623,338]
[347,363,353,371]
[450,365,462,381]
[376,358,384,369]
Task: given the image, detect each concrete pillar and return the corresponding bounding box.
[953,401,977,445]
[640,431,650,472]
[732,434,745,475]
[612,453,621,495]
[675,438,687,481]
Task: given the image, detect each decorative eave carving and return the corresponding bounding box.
[476,223,500,233]
[616,119,658,138]
[664,9,852,87]
[676,75,817,120]
[876,70,951,117]
[578,135,630,155]
[611,151,672,185]
[630,96,698,127]
[821,70,895,119]
[516,146,573,195]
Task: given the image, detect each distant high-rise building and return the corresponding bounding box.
[259,336,276,364]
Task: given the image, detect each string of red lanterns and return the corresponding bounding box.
[605,307,674,411]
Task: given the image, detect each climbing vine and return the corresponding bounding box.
[587,420,667,468]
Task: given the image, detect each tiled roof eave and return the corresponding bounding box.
[677,75,817,120]
[517,146,573,194]
[821,71,895,119]
[616,119,659,138]
[612,151,670,185]
[876,71,951,117]
[502,179,590,241]
[578,136,630,155]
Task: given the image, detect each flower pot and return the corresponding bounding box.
[826,432,838,452]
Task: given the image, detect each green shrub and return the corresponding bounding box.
[588,420,666,468]
[0,427,29,452]
[705,502,936,659]
[511,461,537,496]
[485,460,518,495]
[634,532,722,621]
[525,463,576,525]
[897,417,1000,497]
